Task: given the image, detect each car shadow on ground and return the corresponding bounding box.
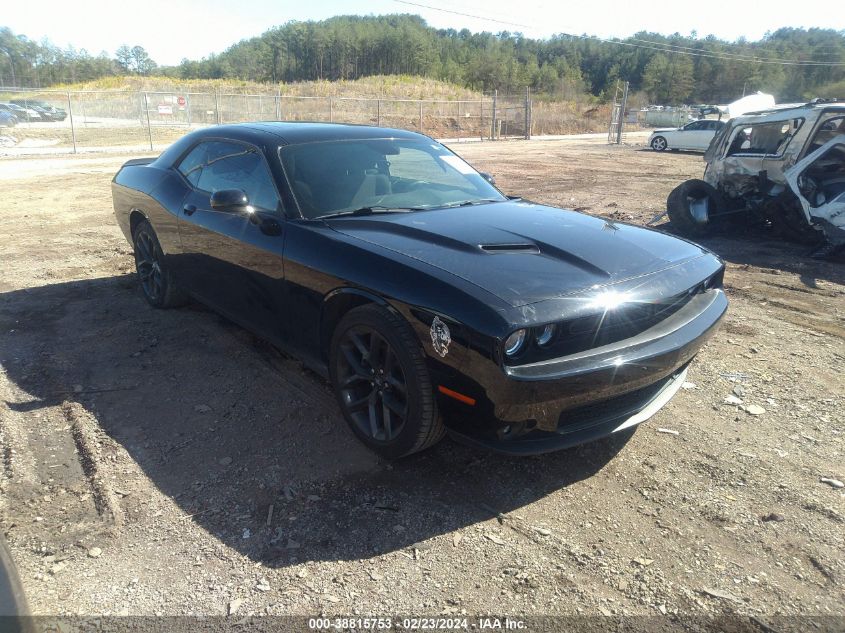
[0,275,633,568]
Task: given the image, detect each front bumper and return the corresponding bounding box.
[449,364,688,455]
[440,287,727,453]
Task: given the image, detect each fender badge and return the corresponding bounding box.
[430,316,451,358]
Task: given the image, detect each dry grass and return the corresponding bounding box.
[44,75,484,101]
[0,75,626,150]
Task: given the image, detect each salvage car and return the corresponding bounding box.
[10,99,67,122]
[2,103,40,122]
[0,103,22,123]
[112,123,727,457]
[0,111,15,128]
[666,99,845,255]
[648,119,726,152]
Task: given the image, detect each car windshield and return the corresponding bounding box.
[279,138,506,219]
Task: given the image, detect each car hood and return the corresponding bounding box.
[326,201,708,307]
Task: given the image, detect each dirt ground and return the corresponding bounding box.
[0,137,843,628]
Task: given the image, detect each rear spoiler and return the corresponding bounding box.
[121,157,156,167]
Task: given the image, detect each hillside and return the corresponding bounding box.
[48,74,486,101]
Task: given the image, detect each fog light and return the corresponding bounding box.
[535,324,555,346]
[504,329,527,356]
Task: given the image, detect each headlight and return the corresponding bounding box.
[535,324,555,346]
[504,329,527,356]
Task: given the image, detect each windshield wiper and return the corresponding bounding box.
[437,198,503,209]
[317,206,422,219]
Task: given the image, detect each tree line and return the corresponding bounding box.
[2,16,845,103]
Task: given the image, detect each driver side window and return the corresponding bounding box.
[178,141,281,212]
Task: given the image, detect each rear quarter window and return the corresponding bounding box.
[176,144,207,187]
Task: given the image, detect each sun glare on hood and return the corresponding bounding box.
[589,290,631,311]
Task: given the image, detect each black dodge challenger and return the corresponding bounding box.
[112,122,727,458]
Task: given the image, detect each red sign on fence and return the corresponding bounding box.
[177,96,186,110]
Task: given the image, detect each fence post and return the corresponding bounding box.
[419,100,423,132]
[329,96,333,123]
[143,92,153,151]
[457,100,462,137]
[376,99,381,126]
[479,98,483,141]
[275,88,281,120]
[214,90,221,125]
[529,89,533,138]
[491,90,497,140]
[66,91,77,154]
[186,93,192,127]
[525,87,530,140]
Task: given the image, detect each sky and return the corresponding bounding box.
[4,0,843,66]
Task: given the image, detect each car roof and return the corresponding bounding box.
[201,121,424,145]
[729,101,845,124]
[156,122,431,167]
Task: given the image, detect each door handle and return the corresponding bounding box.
[183,204,197,216]
[249,211,283,236]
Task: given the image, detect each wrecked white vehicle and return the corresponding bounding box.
[665,100,845,254]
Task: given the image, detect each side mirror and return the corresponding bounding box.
[479,172,496,185]
[210,188,249,211]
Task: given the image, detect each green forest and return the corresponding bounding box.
[2,14,845,103]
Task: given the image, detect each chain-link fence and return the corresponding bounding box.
[0,87,532,154]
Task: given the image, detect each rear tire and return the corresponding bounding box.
[329,304,445,459]
[667,179,728,237]
[132,219,187,308]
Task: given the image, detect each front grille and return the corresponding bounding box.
[556,371,679,434]
[557,289,694,355]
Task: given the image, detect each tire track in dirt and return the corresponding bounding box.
[63,402,124,531]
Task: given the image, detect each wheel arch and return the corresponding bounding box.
[319,287,391,362]
[129,208,151,238]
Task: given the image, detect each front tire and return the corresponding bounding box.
[651,136,668,151]
[666,179,728,237]
[329,305,445,459]
[132,219,187,308]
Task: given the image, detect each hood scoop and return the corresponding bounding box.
[479,243,540,254]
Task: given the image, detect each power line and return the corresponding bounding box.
[394,0,845,66]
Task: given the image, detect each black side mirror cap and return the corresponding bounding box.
[479,172,496,185]
[210,188,249,211]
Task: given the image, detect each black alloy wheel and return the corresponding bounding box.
[132,219,186,308]
[336,325,408,442]
[134,229,163,303]
[330,305,444,458]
